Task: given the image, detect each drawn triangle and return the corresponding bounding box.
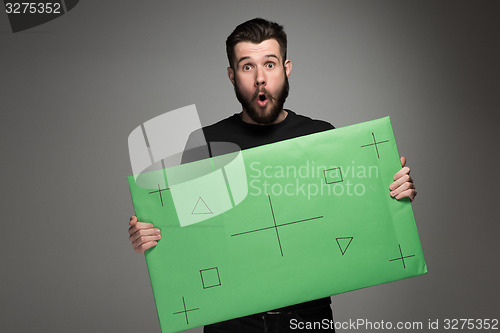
[336,237,353,256]
[192,197,213,215]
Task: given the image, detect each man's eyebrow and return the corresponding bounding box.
[236,54,280,66]
[236,56,251,66]
[264,54,279,61]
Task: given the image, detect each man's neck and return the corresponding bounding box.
[240,109,288,125]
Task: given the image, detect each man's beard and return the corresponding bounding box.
[234,75,290,125]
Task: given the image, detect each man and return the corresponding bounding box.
[129,18,417,332]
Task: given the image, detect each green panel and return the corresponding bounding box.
[127,116,427,333]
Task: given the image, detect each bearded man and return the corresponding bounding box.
[128,18,417,333]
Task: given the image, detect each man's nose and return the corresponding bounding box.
[255,67,266,87]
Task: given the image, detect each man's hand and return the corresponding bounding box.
[389,156,417,201]
[128,216,162,254]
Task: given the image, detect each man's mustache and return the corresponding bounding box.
[251,89,275,102]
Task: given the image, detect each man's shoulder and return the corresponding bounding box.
[290,110,335,130]
[202,114,239,133]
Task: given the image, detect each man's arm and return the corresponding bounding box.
[389,156,417,201]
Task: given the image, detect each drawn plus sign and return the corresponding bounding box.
[172,297,199,325]
[231,195,323,257]
[389,244,415,269]
[148,184,170,206]
[361,132,389,159]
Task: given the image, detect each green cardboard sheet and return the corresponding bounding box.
[127,116,427,333]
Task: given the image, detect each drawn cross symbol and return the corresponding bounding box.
[148,184,170,206]
[172,297,199,325]
[389,244,415,269]
[231,195,323,257]
[361,132,389,159]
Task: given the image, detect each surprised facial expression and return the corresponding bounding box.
[228,39,292,124]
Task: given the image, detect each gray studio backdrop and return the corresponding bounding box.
[1,1,498,332]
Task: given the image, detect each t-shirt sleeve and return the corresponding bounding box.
[180,128,211,164]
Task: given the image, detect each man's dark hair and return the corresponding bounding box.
[226,18,287,69]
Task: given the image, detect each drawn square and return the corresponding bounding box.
[324,167,343,184]
[200,267,221,289]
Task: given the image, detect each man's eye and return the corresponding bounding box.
[242,65,253,71]
[265,63,275,69]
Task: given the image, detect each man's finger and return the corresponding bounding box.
[134,241,158,254]
[389,174,413,191]
[128,221,156,235]
[400,156,407,167]
[129,227,161,243]
[390,181,414,197]
[132,234,161,248]
[129,225,161,242]
[393,166,411,181]
[129,215,137,226]
[395,188,417,201]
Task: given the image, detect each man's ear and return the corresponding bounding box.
[284,59,292,78]
[227,67,235,86]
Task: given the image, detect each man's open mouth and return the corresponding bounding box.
[256,93,268,107]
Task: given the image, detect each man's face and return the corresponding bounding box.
[228,39,292,125]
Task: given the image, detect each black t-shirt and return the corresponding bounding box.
[202,109,334,151]
[193,109,335,313]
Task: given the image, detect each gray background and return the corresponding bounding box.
[1,0,498,332]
